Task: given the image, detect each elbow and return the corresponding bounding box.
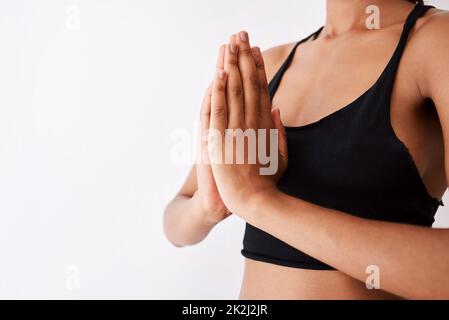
[163,218,185,248]
[162,195,209,248]
[166,237,185,248]
[163,202,186,248]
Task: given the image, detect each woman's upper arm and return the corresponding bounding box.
[416,11,449,184]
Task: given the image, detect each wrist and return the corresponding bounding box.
[191,191,225,227]
[237,186,283,222]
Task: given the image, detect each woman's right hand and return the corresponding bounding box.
[194,45,230,224]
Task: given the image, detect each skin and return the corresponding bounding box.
[164,0,449,299]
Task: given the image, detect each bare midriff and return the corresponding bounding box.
[239,258,400,300]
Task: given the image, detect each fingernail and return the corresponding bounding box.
[218,70,226,79]
[239,31,248,42]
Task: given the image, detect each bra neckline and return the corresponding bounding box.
[280,32,403,131]
[274,3,433,131]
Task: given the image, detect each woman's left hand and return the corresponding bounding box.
[206,31,288,215]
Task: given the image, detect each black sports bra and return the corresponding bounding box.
[241,3,443,270]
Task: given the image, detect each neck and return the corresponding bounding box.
[324,0,414,37]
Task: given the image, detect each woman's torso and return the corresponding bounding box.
[240,259,400,299]
[240,5,446,299]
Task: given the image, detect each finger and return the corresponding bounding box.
[200,44,224,165]
[215,45,226,72]
[209,70,228,165]
[252,46,272,129]
[225,34,244,129]
[200,84,212,131]
[204,43,225,134]
[272,108,288,160]
[204,44,225,152]
[199,84,213,165]
[208,44,225,131]
[236,31,260,128]
[210,70,228,135]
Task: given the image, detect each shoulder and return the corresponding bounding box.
[414,8,449,43]
[408,9,449,97]
[410,8,449,55]
[260,42,296,82]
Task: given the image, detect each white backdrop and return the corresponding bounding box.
[0,0,448,299]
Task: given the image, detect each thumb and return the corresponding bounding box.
[271,108,288,160]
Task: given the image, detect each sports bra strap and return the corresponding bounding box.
[404,3,434,31]
[391,3,434,64]
[268,3,433,100]
[376,3,434,94]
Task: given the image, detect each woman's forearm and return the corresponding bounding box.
[164,192,218,247]
[243,189,449,299]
